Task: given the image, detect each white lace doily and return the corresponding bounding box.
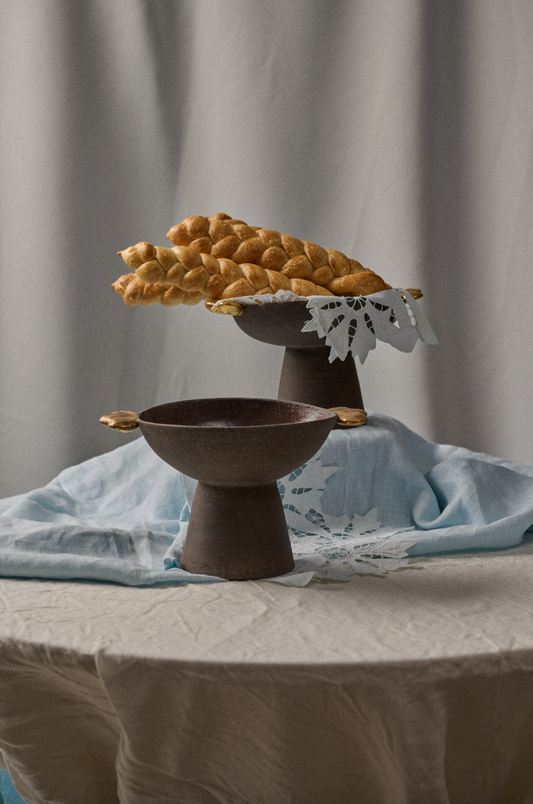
[277,457,416,582]
[213,289,437,363]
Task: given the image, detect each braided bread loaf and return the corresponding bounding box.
[112,213,390,307]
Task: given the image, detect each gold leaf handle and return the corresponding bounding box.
[329,407,368,427]
[205,300,244,316]
[404,288,423,299]
[99,411,139,431]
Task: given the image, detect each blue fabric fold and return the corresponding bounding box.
[0,438,213,586]
[0,767,26,804]
[1,414,533,586]
[319,415,533,555]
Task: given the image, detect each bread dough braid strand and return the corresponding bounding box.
[113,213,389,306]
[111,272,203,307]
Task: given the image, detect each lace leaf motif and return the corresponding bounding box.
[302,290,436,364]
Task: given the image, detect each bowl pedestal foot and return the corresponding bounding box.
[181,481,295,581]
[278,346,364,411]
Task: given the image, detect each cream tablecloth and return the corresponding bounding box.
[1,538,533,804]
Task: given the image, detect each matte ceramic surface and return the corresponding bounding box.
[233,301,364,410]
[138,398,336,580]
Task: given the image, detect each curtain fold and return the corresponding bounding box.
[1,0,532,496]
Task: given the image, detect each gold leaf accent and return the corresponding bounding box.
[99,411,139,431]
[205,300,244,316]
[329,407,368,427]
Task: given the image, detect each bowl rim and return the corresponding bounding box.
[138,397,337,430]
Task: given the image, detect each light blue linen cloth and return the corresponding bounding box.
[0,768,25,804]
[1,413,533,586]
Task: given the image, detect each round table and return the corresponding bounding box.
[1,538,533,804]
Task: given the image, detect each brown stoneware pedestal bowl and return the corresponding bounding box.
[232,301,364,410]
[102,399,336,580]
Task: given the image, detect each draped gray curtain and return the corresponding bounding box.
[1,0,532,497]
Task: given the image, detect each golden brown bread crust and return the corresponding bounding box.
[113,213,391,306]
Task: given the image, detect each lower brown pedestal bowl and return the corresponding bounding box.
[138,398,337,580]
[232,301,364,410]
